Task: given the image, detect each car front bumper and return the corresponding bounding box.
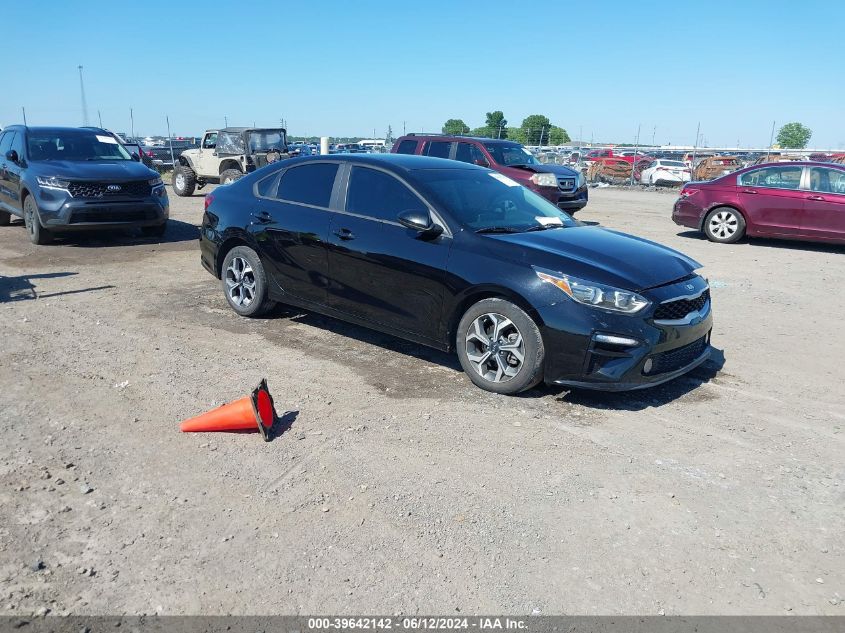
[537,277,714,391]
[35,186,169,230]
[534,184,589,212]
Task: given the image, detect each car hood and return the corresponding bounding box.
[509,163,578,177]
[28,160,157,180]
[490,225,702,292]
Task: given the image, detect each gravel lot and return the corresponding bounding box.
[0,185,842,616]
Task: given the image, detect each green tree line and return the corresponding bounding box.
[442,111,570,145]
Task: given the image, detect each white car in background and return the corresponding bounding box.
[640,159,691,186]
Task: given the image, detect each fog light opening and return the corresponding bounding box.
[594,333,640,347]
[643,358,654,374]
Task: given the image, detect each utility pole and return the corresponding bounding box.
[224,115,228,127]
[691,121,701,175]
[78,65,89,126]
[630,124,641,186]
[130,108,135,139]
[766,120,776,162]
[21,106,27,125]
[166,115,176,168]
[651,125,656,147]
[403,121,406,135]
[98,110,102,127]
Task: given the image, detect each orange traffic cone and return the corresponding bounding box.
[180,379,275,441]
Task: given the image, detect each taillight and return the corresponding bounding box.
[680,188,699,198]
[204,194,214,211]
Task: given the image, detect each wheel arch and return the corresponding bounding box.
[177,155,195,169]
[215,231,256,278]
[445,285,545,352]
[219,160,243,175]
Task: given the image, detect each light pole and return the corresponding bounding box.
[78,65,89,126]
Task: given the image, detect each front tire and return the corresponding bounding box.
[172,165,196,197]
[703,206,746,243]
[221,246,275,317]
[219,169,242,185]
[23,196,53,245]
[456,298,544,395]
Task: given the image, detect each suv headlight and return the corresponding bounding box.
[36,176,70,190]
[535,269,650,314]
[149,177,163,187]
[530,172,558,187]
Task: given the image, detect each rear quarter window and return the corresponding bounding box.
[276,163,339,207]
[394,139,419,155]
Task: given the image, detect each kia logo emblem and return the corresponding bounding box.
[685,284,695,291]
[107,184,121,192]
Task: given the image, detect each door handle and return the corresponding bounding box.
[333,228,355,240]
[250,210,273,223]
[806,195,825,201]
[741,189,757,194]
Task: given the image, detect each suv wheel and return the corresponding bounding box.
[703,207,746,243]
[456,298,545,395]
[172,165,196,197]
[23,196,53,245]
[0,209,10,226]
[221,246,275,317]
[220,169,242,185]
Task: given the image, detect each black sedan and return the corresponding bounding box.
[200,154,713,394]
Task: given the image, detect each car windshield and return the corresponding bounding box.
[27,130,132,162]
[414,168,578,232]
[248,130,286,152]
[483,143,541,167]
[660,160,686,167]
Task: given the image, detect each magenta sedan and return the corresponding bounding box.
[672,162,845,245]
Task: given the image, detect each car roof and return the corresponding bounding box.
[293,153,485,172]
[14,126,107,133]
[400,134,519,145]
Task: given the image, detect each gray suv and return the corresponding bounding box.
[0,125,169,244]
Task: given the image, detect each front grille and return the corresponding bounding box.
[558,177,576,190]
[68,181,151,199]
[645,336,708,375]
[654,289,710,321]
[69,208,155,223]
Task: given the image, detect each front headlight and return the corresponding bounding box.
[530,172,558,187]
[148,177,163,187]
[535,269,650,314]
[36,176,70,190]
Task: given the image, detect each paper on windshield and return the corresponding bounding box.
[96,135,118,144]
[535,216,564,226]
[489,173,520,187]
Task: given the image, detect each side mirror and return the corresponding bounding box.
[397,210,442,236]
[5,150,18,163]
[131,152,140,162]
[473,158,489,168]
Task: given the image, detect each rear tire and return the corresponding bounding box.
[0,210,10,226]
[221,246,275,317]
[456,298,544,395]
[23,196,53,245]
[220,169,242,185]
[172,165,196,197]
[703,206,746,243]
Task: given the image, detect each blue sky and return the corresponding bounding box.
[3,0,843,148]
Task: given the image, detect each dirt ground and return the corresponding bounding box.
[0,185,842,616]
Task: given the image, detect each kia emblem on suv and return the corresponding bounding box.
[685,284,695,291]
[107,184,122,192]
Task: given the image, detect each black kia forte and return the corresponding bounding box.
[200,154,713,394]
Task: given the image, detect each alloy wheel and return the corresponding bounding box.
[24,200,36,238]
[174,172,186,190]
[225,256,256,307]
[709,210,738,239]
[465,313,525,383]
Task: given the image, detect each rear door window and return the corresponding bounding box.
[276,163,339,207]
[394,139,418,155]
[455,142,486,165]
[425,141,452,159]
[740,166,803,190]
[346,166,427,222]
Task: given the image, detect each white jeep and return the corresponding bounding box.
[171,127,288,196]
